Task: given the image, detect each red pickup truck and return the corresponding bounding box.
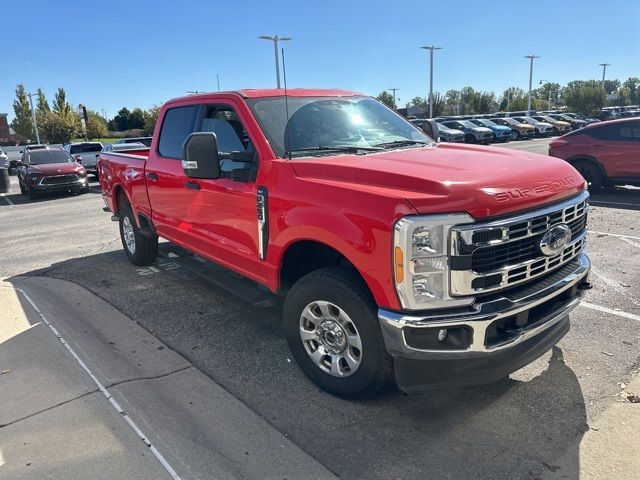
[99,89,591,397]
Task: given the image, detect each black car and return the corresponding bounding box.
[548,114,587,130]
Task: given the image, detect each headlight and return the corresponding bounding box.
[393,214,475,310]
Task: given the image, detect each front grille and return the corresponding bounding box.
[41,174,80,185]
[450,191,589,296]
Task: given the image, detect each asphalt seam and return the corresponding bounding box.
[0,389,98,429]
[14,286,183,480]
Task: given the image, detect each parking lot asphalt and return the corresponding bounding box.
[2,138,640,479]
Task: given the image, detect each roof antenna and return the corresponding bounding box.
[282,47,292,160]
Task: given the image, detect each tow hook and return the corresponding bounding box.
[578,281,593,291]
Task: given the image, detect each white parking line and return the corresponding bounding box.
[589,231,640,241]
[617,236,640,249]
[581,302,640,322]
[0,194,13,206]
[15,287,182,480]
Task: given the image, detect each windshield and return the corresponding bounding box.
[519,117,539,123]
[246,96,431,158]
[28,149,73,165]
[458,120,479,128]
[500,117,518,125]
[476,119,497,127]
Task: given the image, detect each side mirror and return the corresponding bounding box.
[74,154,82,164]
[182,132,221,179]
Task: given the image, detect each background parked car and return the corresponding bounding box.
[101,142,148,153]
[115,136,153,147]
[441,119,494,144]
[64,142,103,178]
[513,116,555,137]
[469,118,513,142]
[0,148,7,167]
[17,147,89,200]
[532,115,572,135]
[547,113,587,130]
[561,112,600,124]
[491,117,535,139]
[435,122,465,142]
[548,118,640,191]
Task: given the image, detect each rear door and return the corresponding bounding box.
[593,121,640,178]
[145,104,201,247]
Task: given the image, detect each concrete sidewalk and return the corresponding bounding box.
[0,277,335,480]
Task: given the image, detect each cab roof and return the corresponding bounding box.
[169,88,366,104]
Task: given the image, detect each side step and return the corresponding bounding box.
[157,244,280,308]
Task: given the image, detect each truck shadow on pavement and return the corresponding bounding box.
[589,186,640,211]
[14,249,589,480]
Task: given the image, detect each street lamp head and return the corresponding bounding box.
[524,54,540,60]
[258,35,275,40]
[420,45,442,51]
[279,37,292,41]
[599,63,611,67]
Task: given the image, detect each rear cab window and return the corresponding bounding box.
[70,143,102,154]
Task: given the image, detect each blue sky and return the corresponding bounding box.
[2,0,638,121]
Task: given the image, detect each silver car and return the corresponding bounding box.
[64,142,103,172]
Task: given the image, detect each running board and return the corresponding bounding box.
[157,244,280,308]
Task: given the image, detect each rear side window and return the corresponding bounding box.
[158,106,199,158]
[70,143,102,154]
[613,121,640,140]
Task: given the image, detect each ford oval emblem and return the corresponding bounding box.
[540,224,572,257]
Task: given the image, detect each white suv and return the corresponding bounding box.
[64,142,103,177]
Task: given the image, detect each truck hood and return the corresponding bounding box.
[290,143,585,219]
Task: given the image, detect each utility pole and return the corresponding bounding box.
[525,54,540,115]
[388,88,400,108]
[26,93,41,144]
[456,91,461,115]
[421,45,442,118]
[259,35,292,88]
[599,63,610,91]
[217,74,220,92]
[540,80,553,110]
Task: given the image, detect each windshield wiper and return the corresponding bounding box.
[372,140,430,149]
[286,145,383,157]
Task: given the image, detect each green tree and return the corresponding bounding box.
[128,108,145,130]
[143,105,162,135]
[603,79,620,95]
[11,84,35,139]
[111,108,131,131]
[39,110,78,144]
[408,96,427,108]
[622,77,640,104]
[535,82,561,108]
[563,80,606,115]
[86,110,108,139]
[52,87,73,118]
[376,91,397,109]
[499,87,528,111]
[36,88,50,113]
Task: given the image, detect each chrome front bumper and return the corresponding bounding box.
[379,252,590,360]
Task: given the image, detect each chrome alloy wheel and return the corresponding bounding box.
[299,301,362,377]
[122,216,136,254]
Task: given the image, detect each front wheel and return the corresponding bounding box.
[573,161,603,192]
[118,204,158,265]
[283,267,394,398]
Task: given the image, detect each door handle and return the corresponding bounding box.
[146,172,159,180]
[185,181,200,190]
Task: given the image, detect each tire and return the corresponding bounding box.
[118,203,158,265]
[27,185,38,200]
[283,267,394,398]
[511,130,520,141]
[573,160,603,192]
[19,180,27,195]
[464,133,476,144]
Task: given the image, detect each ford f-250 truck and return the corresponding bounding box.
[99,89,591,398]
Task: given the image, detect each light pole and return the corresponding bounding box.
[539,80,554,110]
[421,45,442,118]
[525,54,539,115]
[388,88,400,108]
[217,74,220,92]
[26,93,41,144]
[599,63,610,91]
[259,35,292,88]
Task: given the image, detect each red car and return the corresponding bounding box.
[98,89,591,397]
[17,147,89,200]
[549,118,640,190]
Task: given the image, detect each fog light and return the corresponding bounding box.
[437,329,448,342]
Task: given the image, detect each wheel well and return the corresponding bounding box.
[568,156,607,179]
[279,241,363,292]
[114,185,128,213]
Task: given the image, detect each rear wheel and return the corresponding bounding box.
[118,203,158,265]
[283,267,394,398]
[573,160,603,192]
[27,185,38,200]
[464,133,476,143]
[511,130,520,140]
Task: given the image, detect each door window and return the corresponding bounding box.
[158,105,199,159]
[200,105,256,177]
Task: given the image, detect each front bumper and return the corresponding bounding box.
[379,252,590,394]
[31,178,87,192]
